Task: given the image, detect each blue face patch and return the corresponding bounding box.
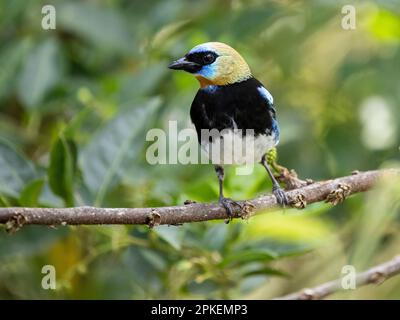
[257,86,274,105]
[187,45,218,79]
[196,64,216,79]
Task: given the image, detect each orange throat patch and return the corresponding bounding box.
[195,75,215,88]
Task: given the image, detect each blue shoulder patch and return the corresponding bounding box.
[271,118,280,145]
[201,85,218,93]
[257,86,274,105]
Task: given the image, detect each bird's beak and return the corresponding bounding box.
[168,57,201,73]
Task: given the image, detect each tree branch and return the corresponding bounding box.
[275,255,400,300]
[0,169,398,230]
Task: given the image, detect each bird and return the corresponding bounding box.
[168,42,288,218]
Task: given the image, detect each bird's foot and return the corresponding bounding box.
[273,186,288,207]
[219,197,242,223]
[266,149,311,190]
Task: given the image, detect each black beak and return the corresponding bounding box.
[168,57,201,73]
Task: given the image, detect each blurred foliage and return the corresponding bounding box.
[0,0,400,299]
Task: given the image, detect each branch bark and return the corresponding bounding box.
[0,169,398,230]
[275,255,400,300]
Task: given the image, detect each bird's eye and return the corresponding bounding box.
[203,53,216,64]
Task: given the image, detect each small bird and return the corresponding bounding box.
[169,42,288,217]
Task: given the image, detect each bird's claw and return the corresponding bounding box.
[219,197,242,222]
[273,186,288,207]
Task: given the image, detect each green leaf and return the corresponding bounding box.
[242,267,289,278]
[218,249,277,268]
[0,139,36,197]
[17,38,62,109]
[202,223,229,251]
[79,98,161,206]
[138,249,167,272]
[118,63,168,104]
[0,39,32,102]
[0,227,68,259]
[19,179,45,207]
[155,225,185,250]
[0,193,11,207]
[48,135,77,206]
[58,2,133,53]
[38,182,64,208]
[63,107,94,139]
[152,20,191,49]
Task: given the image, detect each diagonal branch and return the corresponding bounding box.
[275,255,400,300]
[0,169,398,231]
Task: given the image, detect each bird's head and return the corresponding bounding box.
[168,42,252,87]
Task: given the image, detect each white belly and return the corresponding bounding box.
[201,129,277,165]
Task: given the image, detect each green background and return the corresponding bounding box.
[0,0,399,299]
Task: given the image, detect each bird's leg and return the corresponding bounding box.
[215,165,241,221]
[261,154,288,206]
[266,148,310,190]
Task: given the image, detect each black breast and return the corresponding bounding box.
[190,77,276,143]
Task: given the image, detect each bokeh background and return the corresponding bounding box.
[0,0,399,299]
